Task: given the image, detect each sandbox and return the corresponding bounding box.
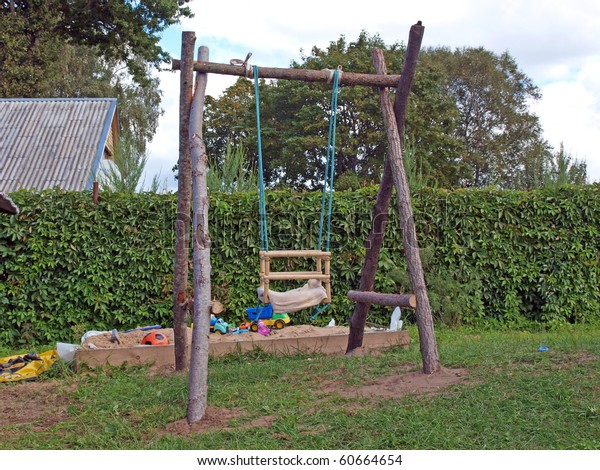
[75,325,410,369]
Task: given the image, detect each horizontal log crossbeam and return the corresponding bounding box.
[172,60,402,88]
[347,290,416,309]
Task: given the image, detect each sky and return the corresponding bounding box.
[144,0,600,191]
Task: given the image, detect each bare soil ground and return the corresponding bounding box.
[162,365,467,437]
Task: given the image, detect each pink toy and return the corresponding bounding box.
[257,320,271,336]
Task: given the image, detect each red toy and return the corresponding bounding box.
[141,331,169,346]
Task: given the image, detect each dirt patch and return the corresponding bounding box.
[348,366,468,399]
[0,380,73,433]
[161,366,468,437]
[0,365,466,440]
[157,364,467,437]
[161,407,275,437]
[320,364,467,400]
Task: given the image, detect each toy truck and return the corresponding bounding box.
[210,314,229,334]
[245,304,291,332]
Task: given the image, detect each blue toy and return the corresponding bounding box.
[245,303,291,331]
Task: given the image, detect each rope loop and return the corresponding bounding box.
[323,65,343,83]
[230,52,253,77]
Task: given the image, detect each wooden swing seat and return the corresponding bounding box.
[259,250,331,305]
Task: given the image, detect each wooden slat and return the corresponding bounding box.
[263,272,330,281]
[260,250,331,258]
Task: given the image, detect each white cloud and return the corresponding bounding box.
[146,0,600,187]
[531,57,600,181]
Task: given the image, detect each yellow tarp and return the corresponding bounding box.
[0,350,58,383]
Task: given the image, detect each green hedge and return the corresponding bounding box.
[1,185,598,346]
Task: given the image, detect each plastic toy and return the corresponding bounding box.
[245,303,291,332]
[257,320,271,336]
[210,315,229,334]
[141,332,169,345]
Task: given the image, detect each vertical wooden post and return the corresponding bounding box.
[324,255,331,302]
[187,45,211,424]
[346,22,425,353]
[373,47,440,375]
[262,252,271,303]
[92,181,99,205]
[173,31,196,371]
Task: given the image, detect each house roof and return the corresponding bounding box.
[0,98,118,193]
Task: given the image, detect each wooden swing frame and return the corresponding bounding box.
[173,21,439,373]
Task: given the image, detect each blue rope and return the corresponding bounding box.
[254,65,269,252]
[310,303,331,321]
[253,66,340,322]
[318,69,340,252]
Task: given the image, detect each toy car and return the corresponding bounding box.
[245,304,291,331]
[210,314,229,334]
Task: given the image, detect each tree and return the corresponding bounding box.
[1,0,193,88]
[425,47,547,188]
[201,32,464,190]
[0,1,62,96]
[540,143,588,187]
[52,45,163,154]
[1,1,171,154]
[204,79,256,159]
[203,35,557,191]
[207,142,257,194]
[98,132,166,193]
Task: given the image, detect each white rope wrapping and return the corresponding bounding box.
[324,65,343,83]
[230,52,253,78]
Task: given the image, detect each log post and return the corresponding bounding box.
[187,45,211,424]
[346,22,425,353]
[92,181,99,205]
[172,60,402,88]
[347,291,416,308]
[173,31,195,371]
[373,47,440,375]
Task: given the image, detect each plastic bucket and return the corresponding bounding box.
[56,342,79,362]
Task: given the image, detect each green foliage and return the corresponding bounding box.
[540,143,588,188]
[335,171,365,191]
[207,142,258,194]
[202,33,560,191]
[1,3,165,154]
[98,134,145,193]
[0,189,177,346]
[0,1,63,96]
[423,46,547,189]
[1,0,193,88]
[390,245,485,327]
[98,133,165,193]
[0,185,598,347]
[204,32,462,190]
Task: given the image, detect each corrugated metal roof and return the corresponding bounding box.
[0,98,118,193]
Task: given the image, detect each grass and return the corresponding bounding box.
[0,325,598,450]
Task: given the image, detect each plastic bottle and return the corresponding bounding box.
[389,307,403,331]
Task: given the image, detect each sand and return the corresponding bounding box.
[80,325,355,350]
